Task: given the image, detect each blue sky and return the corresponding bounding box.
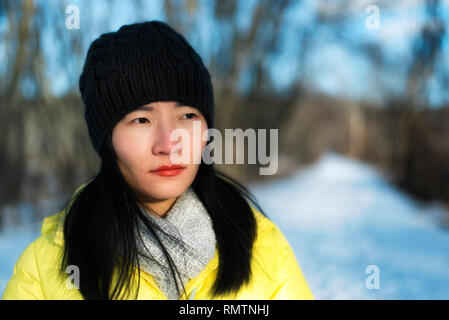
[3,0,448,107]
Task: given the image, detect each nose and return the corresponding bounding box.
[151,120,181,156]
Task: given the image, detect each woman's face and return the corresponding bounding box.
[112,101,208,212]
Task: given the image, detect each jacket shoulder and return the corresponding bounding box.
[250,205,288,247]
[2,229,82,300]
[2,236,47,299]
[2,208,79,300]
[249,205,315,300]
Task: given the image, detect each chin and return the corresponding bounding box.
[139,181,190,201]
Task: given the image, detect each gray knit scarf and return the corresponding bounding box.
[134,186,216,300]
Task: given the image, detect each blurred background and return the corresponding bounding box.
[1,0,449,299]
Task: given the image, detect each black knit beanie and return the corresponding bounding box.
[79,20,214,156]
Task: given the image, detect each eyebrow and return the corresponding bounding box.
[136,102,185,111]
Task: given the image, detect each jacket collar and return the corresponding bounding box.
[39,183,268,298]
[41,209,65,246]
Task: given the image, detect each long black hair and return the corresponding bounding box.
[61,131,267,300]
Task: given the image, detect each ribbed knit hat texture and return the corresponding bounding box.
[79,20,214,155]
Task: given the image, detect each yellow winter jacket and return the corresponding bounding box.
[2,195,314,300]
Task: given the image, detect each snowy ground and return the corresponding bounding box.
[250,152,449,299]
[1,152,449,299]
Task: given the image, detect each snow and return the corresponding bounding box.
[1,151,449,299]
[250,152,449,299]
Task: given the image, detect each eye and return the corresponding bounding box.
[132,117,150,124]
[181,113,198,120]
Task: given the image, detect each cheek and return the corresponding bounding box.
[187,123,208,160]
[112,129,148,175]
[192,121,208,148]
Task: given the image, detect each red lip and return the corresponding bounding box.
[150,165,186,177]
[151,164,186,172]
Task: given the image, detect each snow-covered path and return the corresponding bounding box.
[1,152,449,299]
[250,152,449,299]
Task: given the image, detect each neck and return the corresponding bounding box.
[141,196,178,218]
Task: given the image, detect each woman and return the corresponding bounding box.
[2,20,314,300]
